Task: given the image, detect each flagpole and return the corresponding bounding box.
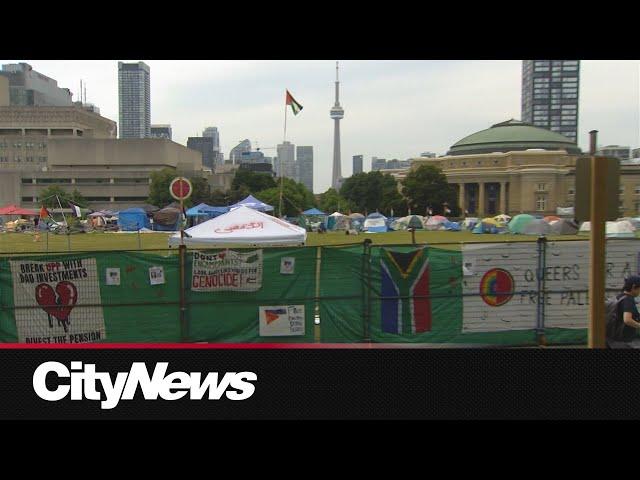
[280,90,288,218]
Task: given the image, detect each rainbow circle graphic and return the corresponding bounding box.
[479,268,515,307]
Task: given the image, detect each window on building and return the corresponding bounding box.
[21,178,33,184]
[563,61,578,66]
[21,197,34,203]
[26,157,34,162]
[620,185,625,194]
[635,186,640,195]
[536,196,547,211]
[14,157,21,163]
[563,94,578,99]
[537,183,547,192]
[568,186,575,195]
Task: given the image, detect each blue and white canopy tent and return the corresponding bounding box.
[186,203,229,225]
[228,195,274,212]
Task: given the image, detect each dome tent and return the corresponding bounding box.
[117,208,151,231]
[521,219,551,236]
[508,214,536,234]
[549,219,578,235]
[580,221,636,238]
[364,212,388,233]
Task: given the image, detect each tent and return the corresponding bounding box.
[117,208,151,231]
[327,212,352,231]
[152,206,182,231]
[461,217,479,230]
[617,217,640,230]
[549,219,579,235]
[364,212,388,233]
[508,214,536,234]
[424,215,448,230]
[228,195,274,212]
[302,208,326,216]
[580,220,636,238]
[138,204,160,214]
[347,213,365,219]
[493,214,511,223]
[0,204,38,216]
[472,221,500,234]
[543,215,561,223]
[168,205,306,246]
[443,220,461,231]
[521,219,552,235]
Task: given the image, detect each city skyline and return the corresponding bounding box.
[3,60,638,192]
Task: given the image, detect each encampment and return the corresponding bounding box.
[152,206,182,231]
[168,205,306,246]
[580,220,636,238]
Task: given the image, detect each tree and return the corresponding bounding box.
[256,178,315,217]
[339,171,404,216]
[209,189,230,206]
[318,188,355,214]
[231,169,277,193]
[401,164,459,216]
[38,186,87,208]
[190,177,211,205]
[147,168,206,208]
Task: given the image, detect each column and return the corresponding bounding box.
[478,182,485,217]
[500,181,506,214]
[458,183,465,214]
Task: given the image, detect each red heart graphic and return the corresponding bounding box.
[55,281,78,322]
[35,283,58,317]
[34,281,78,323]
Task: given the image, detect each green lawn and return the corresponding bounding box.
[0,229,589,254]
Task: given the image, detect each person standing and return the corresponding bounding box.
[608,275,640,348]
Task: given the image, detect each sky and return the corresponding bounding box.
[3,60,639,193]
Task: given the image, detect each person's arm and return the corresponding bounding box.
[622,311,640,329]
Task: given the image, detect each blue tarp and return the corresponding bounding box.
[229,195,274,212]
[117,208,151,231]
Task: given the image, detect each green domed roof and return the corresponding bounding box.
[447,119,581,156]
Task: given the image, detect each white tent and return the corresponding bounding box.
[168,205,306,246]
[579,220,636,238]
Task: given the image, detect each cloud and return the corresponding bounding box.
[2,59,638,193]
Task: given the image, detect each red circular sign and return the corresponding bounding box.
[479,268,515,307]
[170,177,192,201]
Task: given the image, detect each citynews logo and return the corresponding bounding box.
[33,361,257,410]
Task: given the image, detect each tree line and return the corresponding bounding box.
[36,164,460,218]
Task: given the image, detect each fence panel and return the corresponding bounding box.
[185,247,317,343]
[318,245,367,342]
[0,251,181,343]
[543,238,640,345]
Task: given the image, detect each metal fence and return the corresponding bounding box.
[0,238,638,345]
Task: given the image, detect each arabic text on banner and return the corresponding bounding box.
[191,250,263,292]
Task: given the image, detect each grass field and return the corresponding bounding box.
[0,229,590,254]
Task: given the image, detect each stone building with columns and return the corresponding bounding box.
[391,120,640,218]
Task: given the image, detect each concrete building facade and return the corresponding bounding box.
[2,138,202,210]
[296,146,313,192]
[352,154,363,174]
[390,119,640,218]
[187,136,215,169]
[118,62,151,139]
[521,60,580,143]
[0,63,73,107]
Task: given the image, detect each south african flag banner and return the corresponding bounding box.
[380,247,432,335]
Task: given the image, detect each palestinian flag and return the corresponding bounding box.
[286,90,303,115]
[68,201,82,218]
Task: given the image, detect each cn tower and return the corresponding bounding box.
[330,61,344,190]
